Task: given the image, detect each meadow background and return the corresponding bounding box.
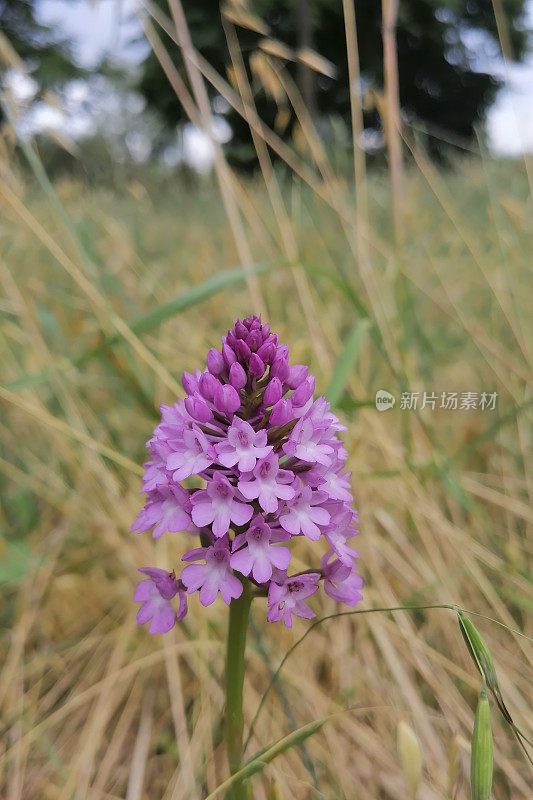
[1,1,532,798]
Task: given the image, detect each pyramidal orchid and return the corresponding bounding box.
[131,315,362,797]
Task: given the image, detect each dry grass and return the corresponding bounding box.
[1,4,532,798]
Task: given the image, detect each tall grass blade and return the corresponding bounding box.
[326,319,371,405]
[105,262,274,340]
[4,263,276,393]
[205,715,332,800]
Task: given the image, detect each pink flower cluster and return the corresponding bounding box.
[132,316,362,633]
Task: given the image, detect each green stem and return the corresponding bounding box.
[225,581,252,800]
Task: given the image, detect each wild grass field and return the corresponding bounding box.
[0,135,532,800]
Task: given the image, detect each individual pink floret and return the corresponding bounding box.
[279,484,330,540]
[181,539,243,606]
[131,485,191,539]
[190,473,253,538]
[215,417,272,472]
[283,418,334,465]
[166,424,215,481]
[322,550,363,606]
[237,452,295,514]
[134,567,187,634]
[230,516,291,583]
[267,573,320,628]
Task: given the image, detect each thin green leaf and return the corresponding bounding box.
[205,716,331,800]
[4,263,276,393]
[125,263,272,338]
[298,262,363,311]
[442,470,474,511]
[297,261,397,382]
[326,319,371,406]
[5,368,71,393]
[249,618,320,790]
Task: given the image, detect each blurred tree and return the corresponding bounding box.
[135,0,528,165]
[0,0,84,108]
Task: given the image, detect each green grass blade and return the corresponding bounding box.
[249,617,321,791]
[3,263,276,393]
[205,716,331,800]
[326,318,371,406]
[124,263,272,337]
[4,369,70,393]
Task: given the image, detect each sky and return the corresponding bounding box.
[28,0,533,158]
